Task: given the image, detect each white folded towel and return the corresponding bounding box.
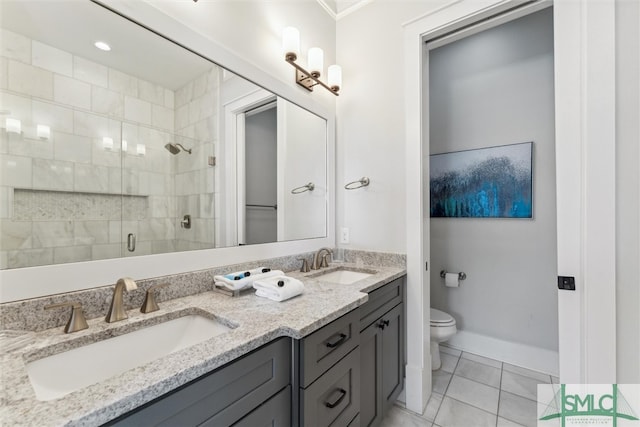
[214,267,284,291]
[253,275,304,302]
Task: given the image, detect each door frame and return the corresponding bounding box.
[403,0,617,413]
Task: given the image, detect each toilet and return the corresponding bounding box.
[430,308,457,370]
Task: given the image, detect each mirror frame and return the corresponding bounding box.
[0,0,335,303]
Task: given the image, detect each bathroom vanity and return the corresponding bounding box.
[0,262,405,427]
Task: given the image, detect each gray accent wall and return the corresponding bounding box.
[428,8,559,351]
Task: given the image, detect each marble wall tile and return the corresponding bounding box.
[108,69,137,97]
[32,221,74,248]
[54,75,91,109]
[0,57,6,89]
[149,196,172,218]
[151,104,174,131]
[108,167,121,194]
[1,29,31,63]
[122,168,140,195]
[73,110,110,138]
[74,221,109,245]
[73,56,108,88]
[92,140,121,168]
[53,245,91,264]
[1,92,32,124]
[32,158,73,191]
[151,239,175,255]
[54,133,91,164]
[138,80,165,106]
[1,154,32,188]
[0,220,31,250]
[124,96,151,125]
[91,86,124,117]
[139,218,174,241]
[32,100,74,135]
[199,193,214,219]
[32,41,72,77]
[7,134,53,160]
[164,89,174,109]
[8,60,53,100]
[120,220,138,240]
[192,218,215,244]
[122,198,147,220]
[175,104,189,130]
[174,81,193,108]
[0,186,12,218]
[91,243,120,260]
[6,248,53,268]
[74,164,109,193]
[192,72,208,99]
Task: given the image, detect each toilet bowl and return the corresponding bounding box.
[430,308,457,370]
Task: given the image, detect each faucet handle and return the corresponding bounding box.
[140,283,170,314]
[45,301,88,334]
[321,253,331,268]
[298,258,310,273]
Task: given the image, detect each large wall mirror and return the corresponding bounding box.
[0,0,335,302]
[0,1,332,301]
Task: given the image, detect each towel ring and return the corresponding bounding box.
[291,182,315,194]
[344,177,370,190]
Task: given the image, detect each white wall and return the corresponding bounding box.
[428,8,558,352]
[336,2,447,252]
[615,0,640,384]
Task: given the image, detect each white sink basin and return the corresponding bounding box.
[312,269,374,284]
[26,314,231,401]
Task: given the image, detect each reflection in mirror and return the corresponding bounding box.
[0,1,327,270]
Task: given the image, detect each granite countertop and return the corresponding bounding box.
[0,262,405,426]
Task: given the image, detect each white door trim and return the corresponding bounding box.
[403,0,617,412]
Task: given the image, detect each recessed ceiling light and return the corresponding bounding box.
[94,41,111,51]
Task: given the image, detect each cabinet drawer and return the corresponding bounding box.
[298,309,359,388]
[300,348,360,427]
[106,338,291,427]
[227,385,291,427]
[359,277,404,331]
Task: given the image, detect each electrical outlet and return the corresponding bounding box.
[340,227,350,244]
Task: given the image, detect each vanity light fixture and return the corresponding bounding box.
[5,118,21,134]
[94,41,111,51]
[282,27,341,95]
[136,144,146,156]
[102,137,114,151]
[37,124,51,140]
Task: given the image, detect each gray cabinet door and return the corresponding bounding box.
[232,385,291,427]
[381,303,403,411]
[359,321,383,427]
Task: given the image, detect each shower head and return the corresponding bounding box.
[164,143,192,155]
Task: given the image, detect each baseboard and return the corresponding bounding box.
[445,329,559,376]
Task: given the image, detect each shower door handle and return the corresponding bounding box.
[127,233,136,252]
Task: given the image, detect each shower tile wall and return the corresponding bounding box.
[0,29,217,268]
[173,69,219,252]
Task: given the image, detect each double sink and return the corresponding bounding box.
[24,266,376,402]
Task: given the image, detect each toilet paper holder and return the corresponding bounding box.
[440,270,467,281]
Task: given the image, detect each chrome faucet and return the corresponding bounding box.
[311,247,333,270]
[105,277,138,323]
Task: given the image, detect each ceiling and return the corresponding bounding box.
[0,1,215,90]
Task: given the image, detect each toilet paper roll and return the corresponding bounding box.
[445,272,459,288]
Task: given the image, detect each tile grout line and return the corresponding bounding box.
[431,353,461,424]
[495,362,504,427]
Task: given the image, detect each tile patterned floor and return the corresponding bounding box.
[382,346,559,427]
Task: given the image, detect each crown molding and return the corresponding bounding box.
[315,0,374,21]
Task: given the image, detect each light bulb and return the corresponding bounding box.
[37,124,51,140]
[328,65,342,92]
[102,137,114,150]
[282,27,300,61]
[5,118,21,134]
[136,144,146,156]
[308,47,323,78]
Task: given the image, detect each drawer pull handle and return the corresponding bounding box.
[325,333,347,348]
[325,388,347,408]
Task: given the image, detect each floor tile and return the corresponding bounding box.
[461,352,503,369]
[422,392,443,422]
[501,370,543,401]
[497,416,527,427]
[503,363,551,383]
[434,396,497,427]
[432,370,452,394]
[380,405,433,427]
[439,345,462,357]
[446,375,500,414]
[454,358,502,388]
[498,391,537,427]
[440,353,459,373]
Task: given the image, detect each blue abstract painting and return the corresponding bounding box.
[430,142,533,218]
